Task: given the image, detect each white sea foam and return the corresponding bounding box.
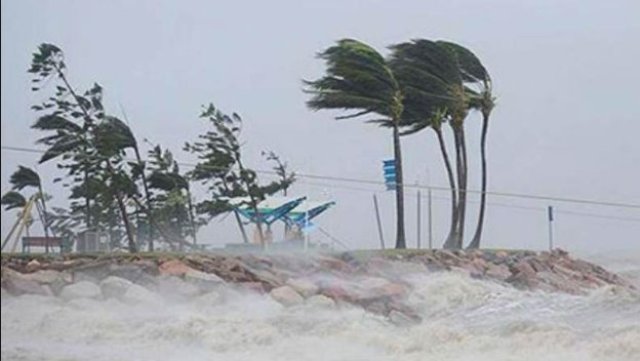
[2,254,639,361]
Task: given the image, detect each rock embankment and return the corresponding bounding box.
[1,249,634,324]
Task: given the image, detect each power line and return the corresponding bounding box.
[299,179,640,222]
[3,144,640,210]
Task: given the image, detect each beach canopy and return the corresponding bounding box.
[229,196,307,225]
[227,196,335,229]
[284,200,336,228]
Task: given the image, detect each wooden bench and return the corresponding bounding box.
[22,237,63,253]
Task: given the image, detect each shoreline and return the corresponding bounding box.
[2,249,636,323]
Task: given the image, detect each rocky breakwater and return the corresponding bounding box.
[1,249,635,325]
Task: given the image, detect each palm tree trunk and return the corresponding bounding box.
[84,162,92,230]
[457,126,469,249]
[392,124,406,249]
[434,127,458,249]
[186,187,198,246]
[133,146,155,252]
[236,159,265,246]
[223,181,249,244]
[105,160,137,253]
[468,111,490,249]
[450,126,464,249]
[37,184,51,253]
[114,190,136,252]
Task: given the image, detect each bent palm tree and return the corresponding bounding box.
[7,166,53,251]
[305,39,407,249]
[389,39,467,248]
[438,42,494,249]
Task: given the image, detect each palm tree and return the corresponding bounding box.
[440,43,494,249]
[389,39,468,249]
[6,166,53,252]
[390,39,492,249]
[305,39,407,249]
[433,41,493,249]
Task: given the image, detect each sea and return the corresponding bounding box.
[2,250,639,361]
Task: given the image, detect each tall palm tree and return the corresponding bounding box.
[441,43,495,249]
[435,41,493,249]
[389,39,468,249]
[305,39,407,249]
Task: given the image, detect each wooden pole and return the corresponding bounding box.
[428,188,433,250]
[373,194,385,250]
[417,190,421,249]
[548,205,554,251]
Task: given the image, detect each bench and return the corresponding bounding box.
[22,237,63,253]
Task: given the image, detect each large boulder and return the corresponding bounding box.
[270,285,303,306]
[158,259,193,277]
[306,294,336,308]
[121,284,161,304]
[184,269,225,290]
[154,275,201,298]
[22,269,72,295]
[22,269,72,284]
[60,281,102,300]
[72,261,113,283]
[1,267,50,296]
[26,259,41,272]
[485,263,512,281]
[286,278,319,298]
[100,276,133,299]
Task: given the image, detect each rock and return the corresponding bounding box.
[23,269,72,284]
[389,310,415,325]
[2,268,50,296]
[184,269,225,290]
[72,261,111,283]
[512,260,536,278]
[22,270,71,295]
[437,250,464,266]
[60,281,102,300]
[26,259,41,272]
[158,259,193,277]
[108,264,147,283]
[553,265,583,280]
[528,258,551,273]
[155,276,201,298]
[100,276,133,299]
[537,271,582,294]
[472,257,488,271]
[306,294,336,308]
[270,285,304,306]
[286,278,319,298]
[235,282,265,294]
[246,268,285,290]
[193,290,224,306]
[460,262,484,278]
[495,251,509,259]
[449,266,472,277]
[485,263,511,281]
[121,284,161,304]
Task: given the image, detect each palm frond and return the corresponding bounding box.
[9,166,41,190]
[1,191,27,211]
[305,39,399,124]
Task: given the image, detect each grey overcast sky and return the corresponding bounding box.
[2,0,639,253]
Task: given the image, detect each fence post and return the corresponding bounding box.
[548,205,554,251]
[417,190,421,249]
[428,188,433,250]
[373,194,385,250]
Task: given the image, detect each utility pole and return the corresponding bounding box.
[373,194,385,250]
[417,190,422,249]
[428,188,433,250]
[548,205,554,251]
